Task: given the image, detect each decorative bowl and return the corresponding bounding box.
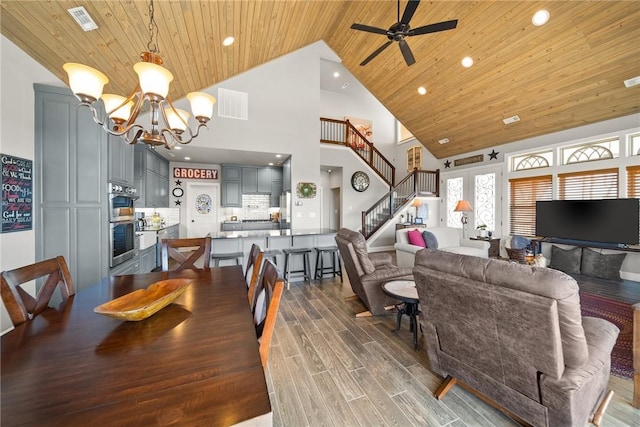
[94,278,191,321]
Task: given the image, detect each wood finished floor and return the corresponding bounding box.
[263,275,640,427]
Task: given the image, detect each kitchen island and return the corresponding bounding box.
[209,228,338,280]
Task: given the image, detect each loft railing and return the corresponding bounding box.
[320,117,395,186]
[361,169,439,239]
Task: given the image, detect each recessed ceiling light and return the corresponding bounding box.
[327,169,332,173]
[333,71,340,78]
[275,154,282,158]
[174,146,182,150]
[223,36,235,46]
[184,157,191,160]
[532,10,550,26]
[268,162,274,166]
[438,138,450,144]
[417,86,427,95]
[461,56,474,68]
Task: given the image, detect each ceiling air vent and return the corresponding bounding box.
[218,88,248,120]
[67,6,98,32]
[502,115,521,125]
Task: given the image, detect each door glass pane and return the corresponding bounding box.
[474,173,495,231]
[447,177,463,228]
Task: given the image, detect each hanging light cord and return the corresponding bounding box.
[147,0,159,55]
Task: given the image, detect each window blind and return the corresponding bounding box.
[509,175,552,237]
[627,165,640,198]
[558,168,618,200]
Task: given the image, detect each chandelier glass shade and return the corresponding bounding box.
[62,1,215,149]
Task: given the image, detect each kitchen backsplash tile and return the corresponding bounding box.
[241,194,271,220]
[136,208,180,224]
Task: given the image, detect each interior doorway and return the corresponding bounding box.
[186,183,219,238]
[331,187,341,230]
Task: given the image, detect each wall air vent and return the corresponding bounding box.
[218,88,248,120]
[67,6,98,32]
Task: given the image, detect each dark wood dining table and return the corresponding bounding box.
[1,266,272,426]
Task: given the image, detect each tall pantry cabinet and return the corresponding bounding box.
[34,84,109,291]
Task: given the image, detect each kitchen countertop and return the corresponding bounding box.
[138,222,180,232]
[209,228,337,239]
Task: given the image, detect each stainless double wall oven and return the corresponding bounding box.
[108,182,138,267]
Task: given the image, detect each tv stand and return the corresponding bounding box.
[547,238,640,253]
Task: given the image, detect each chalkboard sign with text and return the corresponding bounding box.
[2,154,33,233]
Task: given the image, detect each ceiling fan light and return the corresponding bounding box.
[165,108,190,132]
[63,63,109,103]
[101,94,133,123]
[532,10,550,26]
[133,61,173,99]
[187,92,216,122]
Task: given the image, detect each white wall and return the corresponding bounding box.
[0,35,64,333]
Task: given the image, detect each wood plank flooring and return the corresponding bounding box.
[263,275,640,427]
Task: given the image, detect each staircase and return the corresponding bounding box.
[320,117,439,238]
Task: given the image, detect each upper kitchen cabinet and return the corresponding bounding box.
[107,134,134,185]
[242,167,258,193]
[221,164,283,207]
[222,165,242,207]
[282,157,291,192]
[134,146,169,208]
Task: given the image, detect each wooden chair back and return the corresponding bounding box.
[251,260,284,368]
[245,243,264,306]
[1,256,75,326]
[161,237,212,271]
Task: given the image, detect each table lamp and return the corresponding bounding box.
[454,200,473,237]
[411,198,422,222]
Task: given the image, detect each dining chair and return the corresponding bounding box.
[245,243,264,307]
[251,259,284,368]
[1,255,75,326]
[161,237,212,271]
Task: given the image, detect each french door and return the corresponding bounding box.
[442,166,502,236]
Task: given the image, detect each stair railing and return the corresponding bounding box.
[361,169,440,238]
[320,117,395,186]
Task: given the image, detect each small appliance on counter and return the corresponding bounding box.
[134,212,145,231]
[230,215,238,221]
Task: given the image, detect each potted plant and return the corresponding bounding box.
[476,224,488,238]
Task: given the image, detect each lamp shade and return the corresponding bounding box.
[63,63,109,102]
[187,92,216,121]
[101,94,133,123]
[411,198,422,207]
[133,62,173,98]
[165,108,190,132]
[454,200,473,212]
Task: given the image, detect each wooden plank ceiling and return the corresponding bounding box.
[2,1,639,159]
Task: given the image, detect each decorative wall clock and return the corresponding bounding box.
[351,171,370,192]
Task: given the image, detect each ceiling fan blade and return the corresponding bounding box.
[398,39,415,66]
[350,23,389,35]
[409,19,458,36]
[360,40,393,66]
[400,0,420,25]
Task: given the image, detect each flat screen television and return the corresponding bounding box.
[535,199,639,245]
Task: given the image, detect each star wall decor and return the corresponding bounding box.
[175,200,182,206]
[488,150,499,160]
[444,160,451,168]
[175,179,182,186]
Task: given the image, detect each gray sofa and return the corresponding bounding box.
[414,249,619,427]
[394,227,489,267]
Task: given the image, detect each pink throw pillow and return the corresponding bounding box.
[407,229,426,247]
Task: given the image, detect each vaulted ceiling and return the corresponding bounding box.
[2,1,639,159]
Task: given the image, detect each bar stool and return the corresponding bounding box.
[263,248,282,265]
[211,251,243,267]
[282,248,312,288]
[313,246,343,281]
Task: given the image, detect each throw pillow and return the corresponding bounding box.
[581,248,626,281]
[422,230,439,249]
[407,229,426,247]
[549,246,582,275]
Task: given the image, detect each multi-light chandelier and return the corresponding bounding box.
[63,0,215,149]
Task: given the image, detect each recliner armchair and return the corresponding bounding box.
[335,228,413,317]
[413,249,619,427]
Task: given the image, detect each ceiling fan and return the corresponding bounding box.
[350,0,458,66]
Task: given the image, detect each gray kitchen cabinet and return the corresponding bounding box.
[242,167,258,193]
[258,168,271,193]
[271,167,283,182]
[221,222,242,231]
[166,224,179,239]
[34,84,108,291]
[110,255,140,276]
[282,157,291,192]
[107,133,134,185]
[222,165,242,181]
[222,165,242,207]
[140,246,157,273]
[271,180,283,207]
[134,146,170,208]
